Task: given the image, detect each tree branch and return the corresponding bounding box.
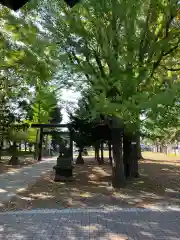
[160,65,180,71]
[150,39,180,77]
[93,50,106,78]
[65,47,91,82]
[163,40,180,57]
[139,3,151,63]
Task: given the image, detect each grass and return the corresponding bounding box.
[1,152,180,211]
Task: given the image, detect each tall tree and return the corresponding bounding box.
[34,0,180,186]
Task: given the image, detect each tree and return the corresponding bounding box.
[33,0,180,186]
[142,99,180,153]
[69,92,113,165]
[69,112,93,164]
[0,4,60,159]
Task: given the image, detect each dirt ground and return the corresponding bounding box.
[1,152,180,211]
[0,154,37,174]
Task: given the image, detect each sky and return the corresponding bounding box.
[61,89,80,123]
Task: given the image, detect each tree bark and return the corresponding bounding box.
[100,141,104,164]
[156,144,159,152]
[94,145,96,159]
[130,134,139,178]
[160,145,163,153]
[76,149,84,164]
[108,141,112,165]
[29,143,32,152]
[95,141,101,165]
[25,141,27,151]
[19,143,21,151]
[136,134,142,159]
[111,117,126,188]
[123,133,140,179]
[0,138,3,160]
[123,134,131,178]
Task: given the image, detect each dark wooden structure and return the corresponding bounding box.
[31,123,69,161]
[31,123,74,181]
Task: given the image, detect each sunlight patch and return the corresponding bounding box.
[140,231,153,237]
[8,233,24,240]
[0,226,4,232]
[29,193,54,199]
[80,192,92,198]
[108,233,128,240]
[82,224,101,231]
[113,192,132,199]
[20,196,33,201]
[165,188,178,193]
[136,181,144,184]
[17,188,26,193]
[0,202,4,207]
[0,188,7,193]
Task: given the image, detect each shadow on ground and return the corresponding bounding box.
[0,154,36,174]
[1,152,180,211]
[0,209,180,240]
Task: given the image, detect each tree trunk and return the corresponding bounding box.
[100,141,104,164]
[156,144,159,152]
[94,145,96,159]
[111,117,126,188]
[95,141,101,165]
[76,149,84,164]
[29,143,32,153]
[130,134,139,178]
[9,141,19,165]
[108,141,112,165]
[123,134,131,178]
[25,141,27,151]
[0,138,3,160]
[165,146,168,155]
[136,134,142,159]
[160,145,163,153]
[123,133,139,179]
[19,143,21,151]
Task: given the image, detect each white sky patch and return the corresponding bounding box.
[61,89,81,123]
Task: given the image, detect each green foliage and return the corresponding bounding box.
[8,129,28,142]
[0,4,61,147]
[27,128,37,143]
[37,0,180,131]
[31,87,61,123]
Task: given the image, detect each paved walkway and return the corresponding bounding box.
[0,208,180,239]
[0,157,56,204]
[0,158,180,239]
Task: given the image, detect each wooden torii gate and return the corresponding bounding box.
[31,123,73,162]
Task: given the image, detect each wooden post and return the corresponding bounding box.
[38,127,43,161]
